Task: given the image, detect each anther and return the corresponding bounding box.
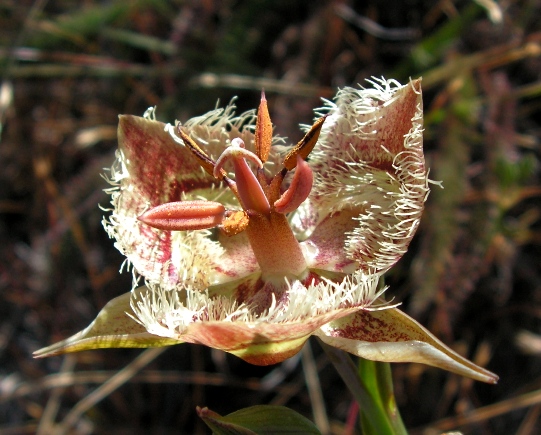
[282,116,326,170]
[138,200,226,231]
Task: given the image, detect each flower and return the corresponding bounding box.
[35,78,497,383]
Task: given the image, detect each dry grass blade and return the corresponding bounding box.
[423,41,541,89]
[54,348,165,435]
[36,355,76,435]
[302,340,330,435]
[190,73,333,98]
[414,388,541,434]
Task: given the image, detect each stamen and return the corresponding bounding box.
[176,126,218,178]
[169,124,240,199]
[274,155,314,214]
[283,116,326,170]
[138,200,225,231]
[255,90,272,163]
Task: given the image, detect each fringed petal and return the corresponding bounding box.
[315,306,499,384]
[300,209,360,273]
[128,273,384,365]
[103,111,260,290]
[296,78,428,274]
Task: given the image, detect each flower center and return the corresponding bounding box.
[139,92,326,281]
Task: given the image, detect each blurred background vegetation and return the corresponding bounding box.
[1,0,540,433]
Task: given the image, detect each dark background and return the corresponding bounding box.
[1,1,540,433]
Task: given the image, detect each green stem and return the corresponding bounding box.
[358,358,408,434]
[319,340,407,435]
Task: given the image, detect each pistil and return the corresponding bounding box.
[214,138,270,214]
[274,155,313,214]
[246,211,308,279]
[214,139,308,278]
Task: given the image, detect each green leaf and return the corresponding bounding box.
[33,287,181,358]
[197,405,321,435]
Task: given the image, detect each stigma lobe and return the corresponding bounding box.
[274,155,313,214]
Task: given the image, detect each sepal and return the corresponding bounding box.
[33,288,181,358]
[315,306,498,384]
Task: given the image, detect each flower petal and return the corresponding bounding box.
[295,78,428,274]
[33,288,181,358]
[315,307,498,384]
[104,111,260,290]
[300,208,360,273]
[129,272,383,365]
[182,306,360,366]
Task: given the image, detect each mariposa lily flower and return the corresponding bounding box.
[35,78,497,383]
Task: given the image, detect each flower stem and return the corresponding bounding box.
[358,358,408,434]
[318,339,407,435]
